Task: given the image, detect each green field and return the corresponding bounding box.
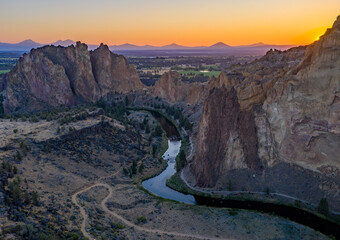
[0,70,10,75]
[179,70,220,78]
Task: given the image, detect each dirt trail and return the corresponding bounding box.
[72,177,232,240]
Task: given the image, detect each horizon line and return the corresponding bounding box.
[0,39,300,48]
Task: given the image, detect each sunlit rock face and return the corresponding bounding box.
[152,71,206,104]
[90,43,144,95]
[264,15,340,173]
[3,42,143,113]
[190,15,340,199]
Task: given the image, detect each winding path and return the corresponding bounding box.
[72,180,232,240]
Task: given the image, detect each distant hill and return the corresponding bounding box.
[51,39,76,47]
[0,39,42,51]
[0,39,296,55]
[209,42,231,49]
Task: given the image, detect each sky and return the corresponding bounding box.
[0,0,339,46]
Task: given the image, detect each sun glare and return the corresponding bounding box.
[315,34,323,41]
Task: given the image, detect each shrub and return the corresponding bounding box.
[111,222,125,230]
[136,216,147,224]
[229,209,238,216]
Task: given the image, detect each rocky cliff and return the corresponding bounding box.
[3,42,144,113]
[90,43,144,95]
[189,16,340,208]
[152,71,206,104]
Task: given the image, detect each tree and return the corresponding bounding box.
[264,187,271,196]
[0,94,4,118]
[32,191,39,206]
[227,180,233,191]
[176,150,187,172]
[15,151,22,161]
[138,163,144,174]
[24,192,30,204]
[145,124,150,134]
[9,180,22,205]
[152,144,157,157]
[43,142,51,153]
[125,95,129,106]
[131,160,137,175]
[317,198,329,216]
[153,125,163,137]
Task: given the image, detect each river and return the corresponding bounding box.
[141,110,340,239]
[142,140,196,204]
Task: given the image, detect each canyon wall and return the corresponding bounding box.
[190,15,340,204]
[152,71,206,104]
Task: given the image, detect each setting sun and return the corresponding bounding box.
[315,34,323,41]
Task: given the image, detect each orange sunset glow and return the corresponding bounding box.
[0,0,339,46]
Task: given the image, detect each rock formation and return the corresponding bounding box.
[190,14,340,205]
[152,71,206,104]
[264,15,340,173]
[3,42,144,113]
[90,43,143,95]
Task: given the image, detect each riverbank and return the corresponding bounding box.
[166,169,340,239]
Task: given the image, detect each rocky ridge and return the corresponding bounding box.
[2,42,144,113]
[152,71,206,104]
[189,15,340,208]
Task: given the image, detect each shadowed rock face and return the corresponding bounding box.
[190,15,340,191]
[3,42,143,113]
[192,86,261,187]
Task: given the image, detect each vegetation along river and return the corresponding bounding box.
[141,111,340,239]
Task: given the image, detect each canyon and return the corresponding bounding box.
[1,14,340,219]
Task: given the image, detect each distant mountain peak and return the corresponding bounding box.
[52,39,75,46]
[161,43,186,49]
[209,42,230,48]
[119,43,138,47]
[18,39,40,45]
[248,42,265,47]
